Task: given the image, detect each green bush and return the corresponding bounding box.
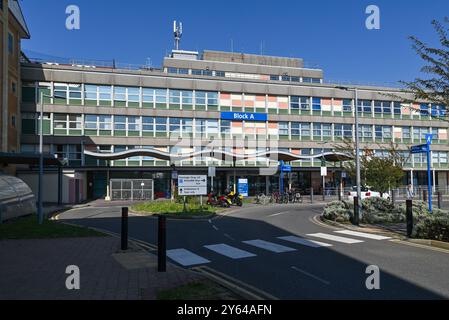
[412,209,449,241]
[322,201,352,223]
[361,197,405,224]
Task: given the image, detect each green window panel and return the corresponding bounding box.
[114,130,126,137]
[374,113,382,118]
[142,102,154,109]
[127,161,140,166]
[155,132,167,138]
[38,88,51,103]
[301,136,311,141]
[312,111,321,116]
[113,161,127,167]
[22,87,36,103]
[323,136,332,141]
[85,130,97,136]
[128,131,140,137]
[69,99,82,106]
[279,135,289,140]
[279,109,289,115]
[69,130,82,136]
[155,103,167,109]
[128,102,139,108]
[383,138,392,143]
[208,105,218,111]
[220,106,231,111]
[54,129,67,135]
[54,97,67,105]
[155,160,168,166]
[402,138,411,144]
[255,108,266,113]
[84,99,97,106]
[268,109,277,114]
[195,105,205,111]
[439,140,447,144]
[232,107,243,112]
[312,136,321,141]
[322,111,332,116]
[21,119,35,134]
[302,162,312,167]
[402,115,411,119]
[142,132,154,137]
[421,116,430,121]
[182,104,193,110]
[142,160,155,166]
[99,130,112,136]
[99,100,111,107]
[38,121,51,135]
[292,162,301,167]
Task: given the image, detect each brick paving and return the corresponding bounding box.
[0,237,202,300]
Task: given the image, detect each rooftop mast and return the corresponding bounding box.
[173,20,183,50]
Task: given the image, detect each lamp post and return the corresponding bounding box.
[336,86,362,221]
[38,92,63,224]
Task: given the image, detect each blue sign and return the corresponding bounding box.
[410,144,429,154]
[282,165,292,173]
[238,179,249,197]
[425,134,433,145]
[221,112,268,122]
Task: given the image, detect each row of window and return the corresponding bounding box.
[166,67,322,83]
[21,113,449,144]
[19,143,449,168]
[22,82,447,119]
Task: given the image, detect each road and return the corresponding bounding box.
[58,203,449,299]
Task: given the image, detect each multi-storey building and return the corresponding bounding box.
[0,0,30,158]
[19,49,449,202]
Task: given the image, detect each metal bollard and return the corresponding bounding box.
[310,188,314,204]
[438,192,442,209]
[338,186,342,201]
[391,189,396,204]
[423,189,427,203]
[158,215,167,272]
[406,200,413,238]
[121,207,128,251]
[352,196,360,226]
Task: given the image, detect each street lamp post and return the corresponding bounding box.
[336,86,362,222]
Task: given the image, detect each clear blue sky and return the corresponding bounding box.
[20,0,448,86]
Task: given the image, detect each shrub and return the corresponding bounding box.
[361,197,405,224]
[322,201,352,223]
[412,209,449,241]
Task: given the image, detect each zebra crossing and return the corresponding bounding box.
[166,230,392,267]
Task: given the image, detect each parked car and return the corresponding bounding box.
[347,186,390,201]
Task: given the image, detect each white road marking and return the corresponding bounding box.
[278,236,333,248]
[212,225,219,231]
[167,249,210,267]
[335,230,391,240]
[306,233,364,244]
[224,233,235,241]
[243,239,296,253]
[268,211,292,218]
[291,266,330,285]
[204,244,256,259]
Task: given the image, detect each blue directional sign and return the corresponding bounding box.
[282,165,292,173]
[221,112,268,122]
[410,144,429,154]
[238,179,249,197]
[425,133,433,146]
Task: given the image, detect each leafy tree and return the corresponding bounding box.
[365,157,404,196]
[400,17,449,116]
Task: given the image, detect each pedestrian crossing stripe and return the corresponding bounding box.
[306,233,364,244]
[204,244,256,259]
[334,230,391,240]
[242,239,296,253]
[278,236,333,248]
[167,248,210,266]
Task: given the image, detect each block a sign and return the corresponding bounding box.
[178,175,207,196]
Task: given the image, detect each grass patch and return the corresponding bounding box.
[157,280,241,300]
[0,215,106,240]
[131,201,218,216]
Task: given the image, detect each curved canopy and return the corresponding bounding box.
[84,148,352,162]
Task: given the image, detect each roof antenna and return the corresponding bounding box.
[173,20,183,50]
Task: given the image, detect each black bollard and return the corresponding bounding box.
[310,188,314,204]
[158,215,167,272]
[391,189,396,204]
[338,186,342,201]
[438,192,442,209]
[406,200,413,238]
[353,196,360,226]
[121,207,128,251]
[423,189,427,203]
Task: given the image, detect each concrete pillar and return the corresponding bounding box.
[105,169,111,201]
[265,176,270,195]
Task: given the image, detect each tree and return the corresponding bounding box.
[334,140,408,192]
[401,17,449,116]
[365,157,404,196]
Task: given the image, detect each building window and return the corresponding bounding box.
[11,82,17,95]
[8,33,13,55]
[358,100,372,114]
[155,117,167,135]
[279,122,289,136]
[393,102,402,115]
[312,98,321,111]
[142,117,154,135]
[220,120,231,135]
[342,99,352,112]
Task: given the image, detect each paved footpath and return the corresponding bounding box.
[0,236,201,300]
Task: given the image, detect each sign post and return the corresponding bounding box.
[279,161,291,195]
[208,167,216,193]
[411,134,433,212]
[238,179,249,197]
